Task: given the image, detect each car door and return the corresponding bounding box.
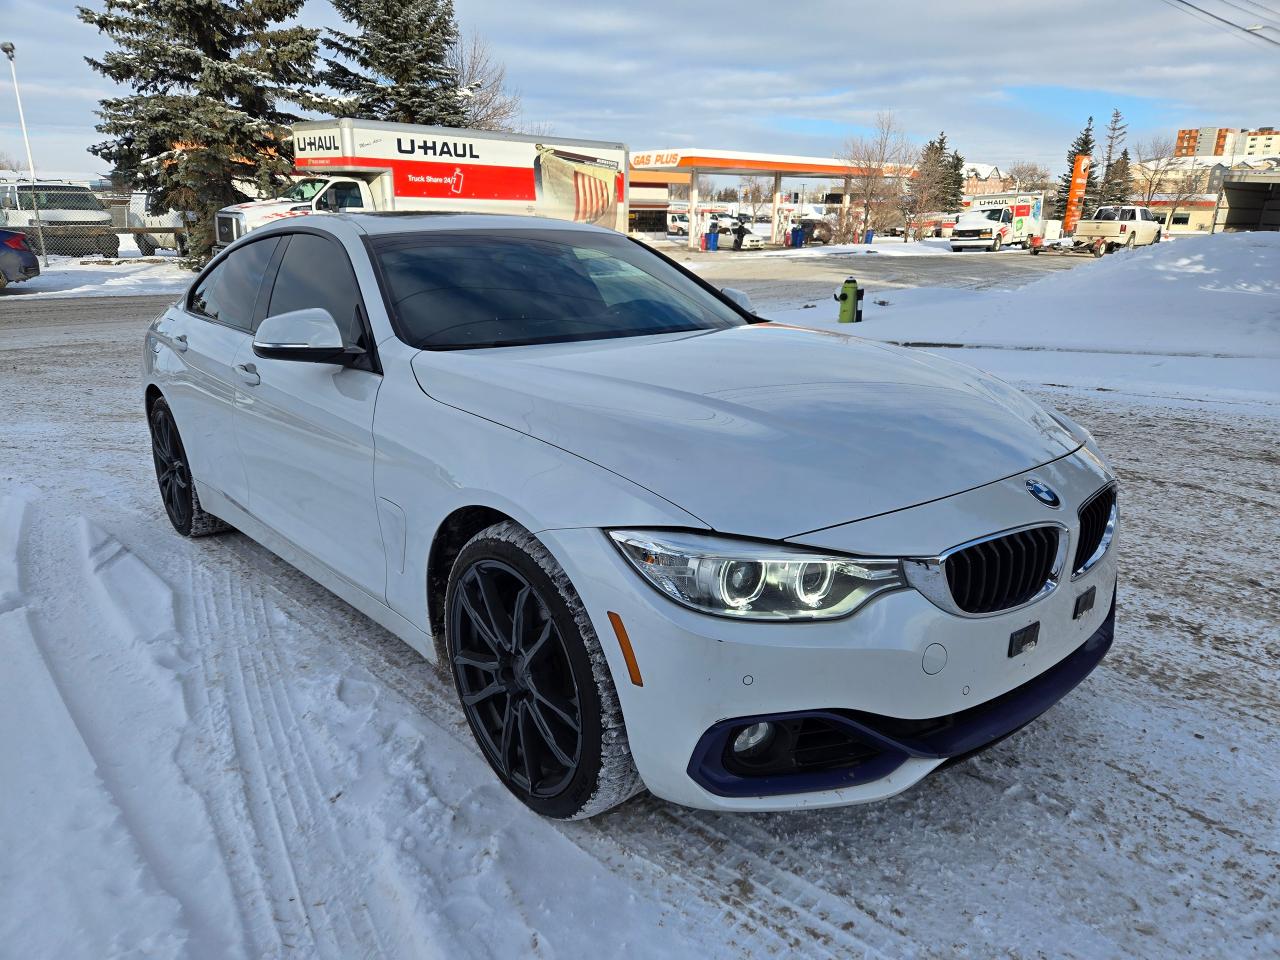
[234,230,386,599]
[154,236,281,508]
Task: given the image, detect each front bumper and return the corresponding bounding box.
[537,452,1118,812]
[951,235,999,249]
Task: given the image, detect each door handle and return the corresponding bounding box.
[235,362,260,386]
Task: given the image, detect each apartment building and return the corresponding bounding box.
[1174,125,1278,157]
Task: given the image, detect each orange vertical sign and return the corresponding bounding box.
[1062,154,1092,234]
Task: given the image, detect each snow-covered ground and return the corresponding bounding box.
[1,234,192,299]
[2,232,1278,959]
[762,232,1280,415]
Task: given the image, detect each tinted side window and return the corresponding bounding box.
[189,237,279,331]
[265,233,363,345]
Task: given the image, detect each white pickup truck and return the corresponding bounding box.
[214,118,628,251]
[1070,205,1162,255]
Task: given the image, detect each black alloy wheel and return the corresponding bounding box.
[450,559,584,801]
[150,400,193,534]
[148,398,228,537]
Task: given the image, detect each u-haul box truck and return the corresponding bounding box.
[949,191,1044,252]
[214,118,629,250]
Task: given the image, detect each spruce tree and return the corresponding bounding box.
[322,0,466,126]
[1056,117,1099,216]
[943,148,966,210]
[1101,147,1133,206]
[77,0,320,262]
[1098,108,1130,207]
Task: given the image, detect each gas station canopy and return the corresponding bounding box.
[632,148,870,179]
[632,148,883,247]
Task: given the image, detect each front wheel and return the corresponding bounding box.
[148,398,230,537]
[445,522,642,819]
[991,235,1002,252]
[136,234,156,257]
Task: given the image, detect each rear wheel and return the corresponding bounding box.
[136,235,156,257]
[445,521,642,819]
[98,234,120,258]
[148,398,230,537]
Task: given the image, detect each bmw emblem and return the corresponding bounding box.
[1025,478,1061,508]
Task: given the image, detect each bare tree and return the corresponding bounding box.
[669,173,714,202]
[449,31,522,131]
[0,150,21,172]
[1005,161,1052,192]
[1160,169,1207,231]
[898,143,944,242]
[841,112,910,242]
[1132,137,1177,205]
[738,176,770,220]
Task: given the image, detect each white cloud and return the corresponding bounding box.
[1,0,1274,174]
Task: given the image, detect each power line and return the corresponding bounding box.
[1212,0,1280,27]
[1233,0,1280,21]
[1155,0,1280,46]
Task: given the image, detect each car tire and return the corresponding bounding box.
[991,235,1002,252]
[445,521,643,819]
[148,397,231,537]
[137,235,156,257]
[99,235,120,258]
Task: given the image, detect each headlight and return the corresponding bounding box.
[608,530,905,620]
[978,229,993,238]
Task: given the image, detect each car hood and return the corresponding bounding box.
[410,324,1078,540]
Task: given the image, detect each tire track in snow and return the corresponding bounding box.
[0,493,28,614]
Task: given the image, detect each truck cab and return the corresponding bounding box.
[214,176,378,251]
[950,206,1014,252]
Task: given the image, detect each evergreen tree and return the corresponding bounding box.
[1101,147,1133,206]
[943,148,966,210]
[323,0,465,126]
[1098,108,1130,206]
[77,0,320,261]
[1056,117,1099,215]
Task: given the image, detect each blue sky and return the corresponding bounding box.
[2,0,1277,178]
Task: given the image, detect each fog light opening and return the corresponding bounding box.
[732,721,775,757]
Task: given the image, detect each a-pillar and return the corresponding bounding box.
[686,169,700,251]
[770,172,782,244]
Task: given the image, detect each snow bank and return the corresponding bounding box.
[762,232,1280,413]
[5,234,192,300]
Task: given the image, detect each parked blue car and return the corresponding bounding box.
[0,228,40,290]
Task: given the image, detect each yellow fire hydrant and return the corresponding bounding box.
[835,277,864,323]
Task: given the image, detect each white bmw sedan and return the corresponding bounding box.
[143,214,1119,819]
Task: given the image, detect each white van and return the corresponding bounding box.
[127,192,194,257]
[0,177,118,257]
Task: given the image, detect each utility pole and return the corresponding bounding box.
[2,42,48,266]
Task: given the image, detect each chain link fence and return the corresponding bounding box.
[1,179,190,262]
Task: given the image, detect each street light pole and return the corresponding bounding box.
[2,41,49,266]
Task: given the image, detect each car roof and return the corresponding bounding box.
[330,212,618,237]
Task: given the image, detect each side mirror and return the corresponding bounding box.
[253,307,362,364]
[721,287,754,312]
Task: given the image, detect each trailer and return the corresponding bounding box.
[214,118,629,250]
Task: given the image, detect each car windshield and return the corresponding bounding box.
[980,209,1004,222]
[15,186,105,211]
[276,179,329,202]
[373,229,749,350]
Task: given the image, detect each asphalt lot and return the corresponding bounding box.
[666,241,1090,312]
